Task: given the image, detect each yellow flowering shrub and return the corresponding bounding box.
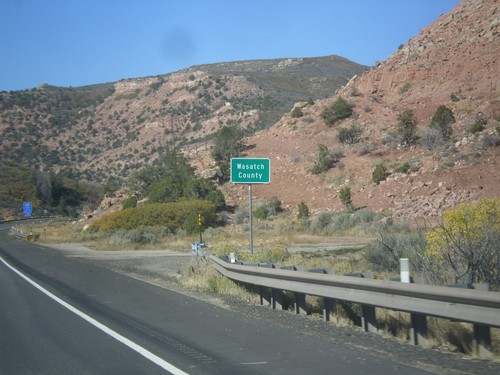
[425,198,500,287]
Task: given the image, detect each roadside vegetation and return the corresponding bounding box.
[0,160,101,219]
[10,133,499,359]
[24,196,500,357]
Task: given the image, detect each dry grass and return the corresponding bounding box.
[18,220,82,243]
[25,214,500,359]
[179,260,259,304]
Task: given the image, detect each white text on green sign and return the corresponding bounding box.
[230,158,270,184]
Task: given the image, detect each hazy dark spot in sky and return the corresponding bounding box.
[162,27,196,64]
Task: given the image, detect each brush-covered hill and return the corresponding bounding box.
[0,55,366,184]
[222,0,499,220]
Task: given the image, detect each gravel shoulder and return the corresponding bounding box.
[41,242,500,375]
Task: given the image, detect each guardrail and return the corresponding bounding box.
[6,217,64,240]
[209,255,500,359]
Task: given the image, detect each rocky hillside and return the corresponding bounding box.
[1,0,498,223]
[0,56,365,182]
[221,0,499,220]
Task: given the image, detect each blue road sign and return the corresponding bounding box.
[23,202,32,217]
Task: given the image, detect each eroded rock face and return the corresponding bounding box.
[232,0,499,220]
[356,0,499,119]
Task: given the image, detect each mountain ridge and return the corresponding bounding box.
[221,0,499,220]
[1,0,499,221]
[0,54,366,182]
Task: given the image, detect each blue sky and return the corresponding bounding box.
[0,0,461,91]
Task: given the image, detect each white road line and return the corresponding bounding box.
[241,361,268,365]
[0,256,190,375]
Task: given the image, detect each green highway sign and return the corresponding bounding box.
[230,158,270,184]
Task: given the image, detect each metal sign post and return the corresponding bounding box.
[198,211,203,244]
[230,158,270,255]
[248,184,253,254]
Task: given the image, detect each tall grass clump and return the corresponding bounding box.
[310,212,333,233]
[367,224,427,274]
[237,246,291,264]
[310,210,386,235]
[108,226,169,246]
[180,260,258,303]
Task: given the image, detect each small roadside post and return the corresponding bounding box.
[230,158,270,255]
[198,211,203,244]
[401,258,410,283]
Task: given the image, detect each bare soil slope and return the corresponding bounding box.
[216,0,499,220]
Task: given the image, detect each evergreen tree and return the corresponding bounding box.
[397,110,418,146]
[430,105,455,140]
[211,126,244,181]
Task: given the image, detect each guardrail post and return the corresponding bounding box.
[294,293,308,315]
[322,298,336,322]
[271,288,283,310]
[361,305,377,332]
[410,313,428,347]
[259,286,271,307]
[473,324,492,359]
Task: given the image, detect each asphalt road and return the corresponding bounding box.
[0,224,495,374]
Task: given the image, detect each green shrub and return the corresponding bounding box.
[398,83,411,94]
[397,109,418,146]
[109,226,168,245]
[337,124,363,145]
[311,144,335,174]
[320,97,353,126]
[269,196,283,214]
[393,161,411,174]
[297,201,309,219]
[372,163,389,184]
[468,114,487,134]
[254,205,268,220]
[91,199,216,234]
[310,146,344,175]
[468,121,485,134]
[481,133,500,148]
[291,106,304,118]
[148,177,183,203]
[426,198,500,288]
[367,226,427,273]
[358,143,377,155]
[420,127,447,150]
[122,196,137,209]
[339,186,353,211]
[310,209,386,235]
[328,210,385,234]
[184,178,226,210]
[254,196,284,220]
[430,105,455,140]
[450,89,463,102]
[148,78,164,92]
[234,206,249,224]
[311,212,333,233]
[211,126,244,181]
